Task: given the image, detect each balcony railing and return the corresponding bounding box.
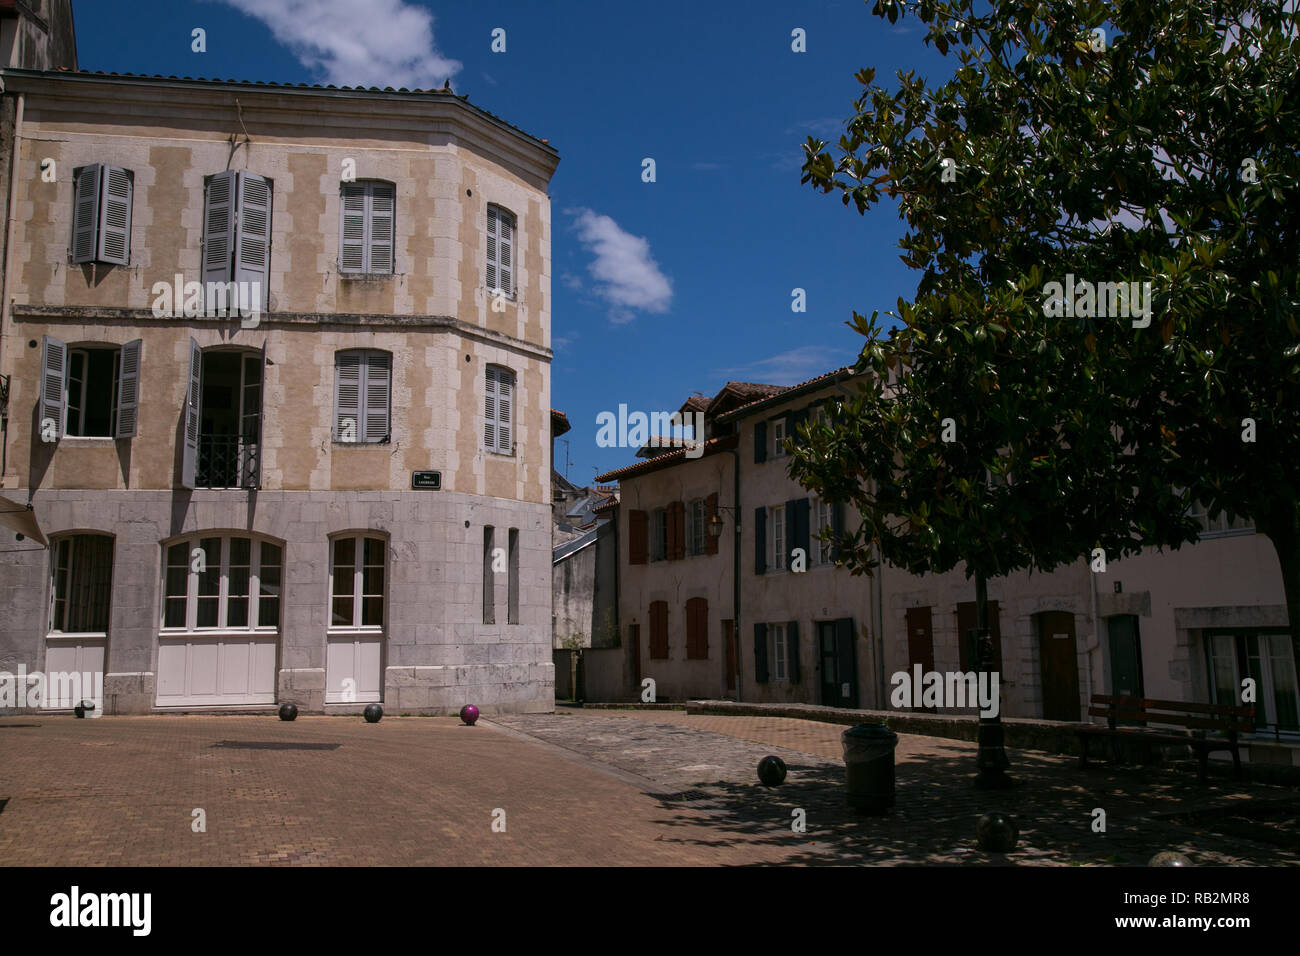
[197,434,260,489]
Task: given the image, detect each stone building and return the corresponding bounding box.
[0,66,560,715]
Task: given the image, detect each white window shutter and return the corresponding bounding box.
[202,171,236,287]
[97,166,132,265]
[39,335,67,441]
[369,184,394,275]
[234,172,271,311]
[70,164,101,264]
[335,351,361,441]
[339,184,366,273]
[181,338,202,489]
[115,338,142,439]
[497,368,513,453]
[363,352,390,442]
[484,366,497,450]
[498,211,514,295]
[486,207,498,291]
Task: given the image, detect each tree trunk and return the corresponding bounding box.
[1258,516,1300,708]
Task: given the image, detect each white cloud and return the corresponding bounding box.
[213,0,461,89]
[715,346,851,386]
[566,208,672,323]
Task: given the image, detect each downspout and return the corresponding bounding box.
[730,446,742,702]
[1087,555,1100,714]
[1,89,24,484]
[875,540,886,710]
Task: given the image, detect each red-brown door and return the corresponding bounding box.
[1037,611,1080,721]
[905,606,935,712]
[630,624,641,687]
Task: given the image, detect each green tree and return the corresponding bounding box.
[792,0,1300,757]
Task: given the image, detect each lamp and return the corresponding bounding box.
[707,505,739,539]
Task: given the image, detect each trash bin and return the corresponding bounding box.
[842,723,898,813]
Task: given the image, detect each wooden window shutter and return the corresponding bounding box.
[753,623,769,683]
[180,338,202,489]
[672,501,686,560]
[339,183,367,273]
[97,166,132,265]
[754,506,766,574]
[39,335,67,441]
[70,164,101,264]
[498,209,514,294]
[363,352,391,443]
[202,170,236,287]
[686,597,708,659]
[335,350,362,441]
[369,183,395,274]
[486,206,499,291]
[792,498,810,568]
[115,338,142,439]
[484,365,498,450]
[785,500,799,568]
[830,501,845,562]
[629,509,648,565]
[664,503,676,560]
[234,172,272,312]
[704,492,719,556]
[787,620,801,683]
[754,420,767,463]
[497,368,513,453]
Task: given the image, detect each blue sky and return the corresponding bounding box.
[72,0,951,484]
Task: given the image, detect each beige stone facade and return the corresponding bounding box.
[0,70,560,715]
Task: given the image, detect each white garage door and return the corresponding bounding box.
[43,638,106,709]
[326,634,383,703]
[157,635,277,706]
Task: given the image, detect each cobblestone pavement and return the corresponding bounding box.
[492,708,1300,866]
[2,711,1295,866]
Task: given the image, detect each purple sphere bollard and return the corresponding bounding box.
[460,704,480,726]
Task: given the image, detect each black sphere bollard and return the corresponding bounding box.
[363,703,383,723]
[460,704,480,726]
[74,704,85,718]
[757,755,787,787]
[976,811,1019,852]
[1149,851,1192,867]
[279,703,298,722]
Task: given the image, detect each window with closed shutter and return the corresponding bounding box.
[339,181,396,275]
[202,170,271,312]
[484,365,514,454]
[649,601,669,659]
[334,350,391,443]
[70,164,133,266]
[486,204,516,297]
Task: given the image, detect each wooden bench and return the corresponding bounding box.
[1077,695,1255,782]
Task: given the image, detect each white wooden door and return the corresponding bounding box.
[157,635,277,706]
[325,635,383,703]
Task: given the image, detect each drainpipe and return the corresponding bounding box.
[1088,555,1100,712]
[875,540,886,710]
[730,446,742,702]
[1,90,24,484]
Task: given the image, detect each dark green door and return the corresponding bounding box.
[819,618,858,708]
[1106,615,1144,699]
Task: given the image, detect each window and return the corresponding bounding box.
[163,536,281,631]
[650,508,668,562]
[508,528,520,624]
[649,601,669,659]
[482,526,496,624]
[39,337,141,441]
[195,349,264,488]
[331,535,385,629]
[1206,630,1298,735]
[771,418,787,458]
[1189,500,1254,536]
[335,350,391,443]
[687,499,706,556]
[811,498,833,566]
[50,534,114,633]
[202,170,271,313]
[486,204,516,297]
[769,623,788,681]
[484,365,514,454]
[71,164,133,266]
[339,181,395,275]
[768,505,786,571]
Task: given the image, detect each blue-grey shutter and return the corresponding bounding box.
[70,165,101,264]
[787,621,801,683]
[335,351,361,441]
[39,335,67,441]
[115,338,142,439]
[785,500,798,568]
[369,183,394,275]
[484,366,498,450]
[496,368,513,452]
[753,623,769,684]
[181,338,201,489]
[754,420,767,463]
[234,172,271,312]
[486,207,499,291]
[97,166,132,265]
[497,208,514,295]
[792,498,810,567]
[754,506,767,574]
[831,501,845,562]
[202,170,236,287]
[363,352,391,443]
[339,183,366,274]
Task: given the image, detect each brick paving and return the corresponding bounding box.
[1,709,1296,866]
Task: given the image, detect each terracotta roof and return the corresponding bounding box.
[550,409,571,437]
[715,365,865,423]
[678,394,711,414]
[595,435,738,483]
[0,69,557,155]
[634,435,697,458]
